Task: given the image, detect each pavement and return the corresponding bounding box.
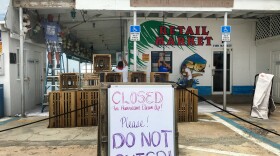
[0,95,280,156]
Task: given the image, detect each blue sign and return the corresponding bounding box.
[130,25,141,33]
[221,26,231,33]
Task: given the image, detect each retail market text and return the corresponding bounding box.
[156,26,213,46]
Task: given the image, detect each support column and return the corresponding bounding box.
[66,57,69,72]
[19,7,25,117]
[133,11,137,71]
[223,12,228,111]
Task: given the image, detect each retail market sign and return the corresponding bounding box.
[108,85,175,156]
[155,26,213,46]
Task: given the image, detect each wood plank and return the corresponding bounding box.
[71,91,76,127]
[193,89,198,122]
[49,92,54,128]
[185,89,189,122]
[77,91,82,127]
[55,92,60,128]
[99,88,108,156]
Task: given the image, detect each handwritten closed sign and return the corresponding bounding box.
[109,85,175,156]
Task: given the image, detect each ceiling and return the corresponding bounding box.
[36,9,280,54]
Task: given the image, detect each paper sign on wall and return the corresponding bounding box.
[108,85,175,156]
[0,42,2,55]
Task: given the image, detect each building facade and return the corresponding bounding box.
[0,0,279,116]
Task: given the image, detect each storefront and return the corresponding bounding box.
[1,0,280,116]
[125,18,255,95]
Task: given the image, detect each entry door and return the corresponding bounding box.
[212,50,231,93]
[271,51,280,103]
[25,52,42,110]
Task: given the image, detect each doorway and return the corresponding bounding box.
[271,51,280,103]
[212,49,231,94]
[25,51,42,110]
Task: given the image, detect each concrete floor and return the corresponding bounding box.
[0,95,279,156]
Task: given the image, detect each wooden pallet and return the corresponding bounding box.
[59,73,79,90]
[104,72,122,82]
[128,72,147,82]
[175,88,198,122]
[49,91,60,128]
[76,90,99,126]
[93,54,111,72]
[49,91,76,128]
[81,73,100,89]
[150,72,169,82]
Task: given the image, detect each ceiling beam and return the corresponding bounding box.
[173,12,184,17]
[186,13,198,18]
[214,14,224,18]
[229,13,247,18]
[144,11,151,17]
[242,13,258,18]
[159,12,163,18]
[201,13,213,18]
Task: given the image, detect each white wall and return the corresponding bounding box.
[256,38,280,74]
[234,0,280,11]
[0,31,11,116]
[8,37,45,115]
[76,0,280,11]
[230,19,256,86]
[127,18,256,87]
[76,0,231,11]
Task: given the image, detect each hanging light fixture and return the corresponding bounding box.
[70,8,76,20]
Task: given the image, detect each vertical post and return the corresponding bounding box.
[66,57,69,72]
[19,7,25,117]
[85,62,87,73]
[51,51,55,91]
[133,11,137,71]
[223,12,228,110]
[79,61,81,88]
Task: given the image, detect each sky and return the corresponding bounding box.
[0,0,9,21]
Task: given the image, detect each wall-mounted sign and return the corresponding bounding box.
[222,33,230,42]
[221,26,231,33]
[130,25,141,41]
[213,44,232,48]
[221,25,231,42]
[156,26,213,46]
[130,33,140,41]
[151,51,172,73]
[0,42,2,55]
[131,0,234,8]
[109,85,175,156]
[142,53,149,61]
[0,54,4,75]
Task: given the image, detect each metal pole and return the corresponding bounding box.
[79,61,81,88]
[133,11,137,71]
[19,7,25,117]
[223,12,228,110]
[66,57,69,73]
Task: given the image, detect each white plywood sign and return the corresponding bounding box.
[108,85,175,156]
